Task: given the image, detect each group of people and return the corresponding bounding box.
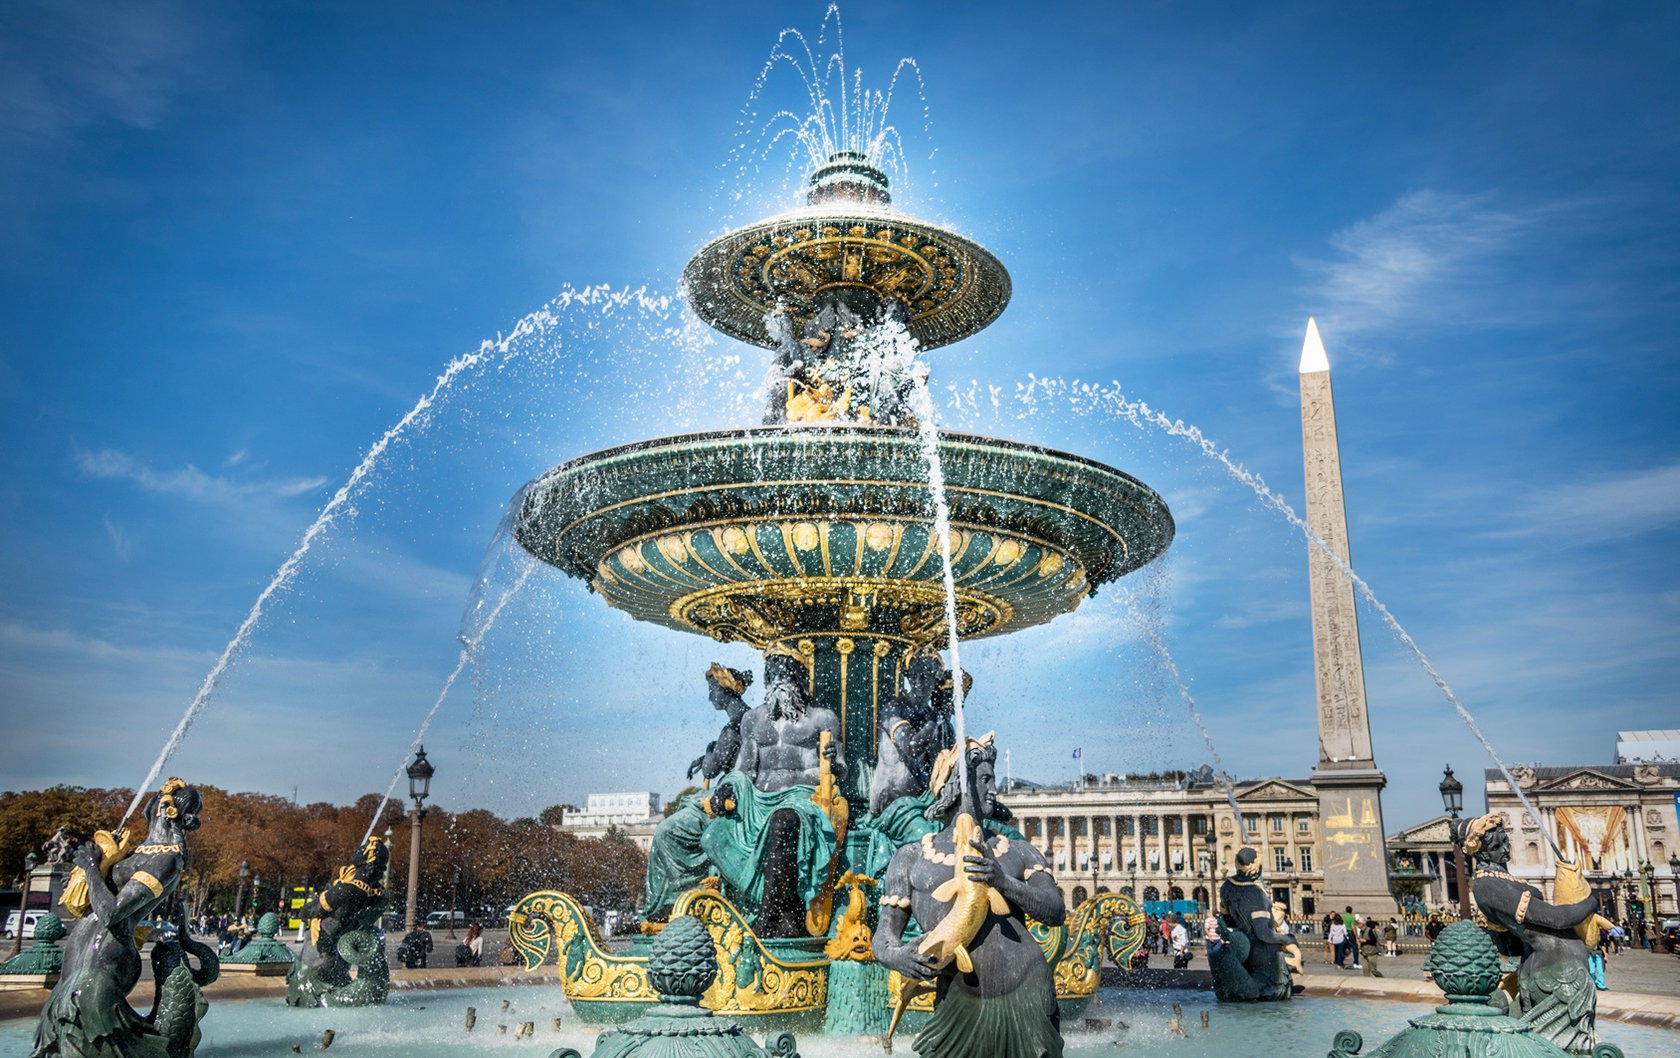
[191,913,258,956]
[1134,912,1195,969]
[1320,906,1386,976]
[396,922,484,969]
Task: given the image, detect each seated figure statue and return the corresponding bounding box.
[645,645,843,938]
[873,733,1066,1058]
[868,648,956,816]
[287,833,391,1007]
[1459,813,1602,1052]
[34,778,218,1058]
[1207,847,1295,1002]
[685,663,754,784]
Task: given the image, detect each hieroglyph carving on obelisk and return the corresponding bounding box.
[1299,318,1375,766]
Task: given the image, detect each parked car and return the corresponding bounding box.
[3,910,47,939]
[134,919,179,944]
[425,910,466,929]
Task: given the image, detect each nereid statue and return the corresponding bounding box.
[1208,846,1296,1002]
[33,778,219,1058]
[286,833,392,1007]
[1458,814,1603,1052]
[872,734,1066,1058]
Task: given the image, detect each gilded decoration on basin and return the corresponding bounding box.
[671,889,829,1016]
[669,577,1014,648]
[684,216,1011,352]
[509,890,652,1003]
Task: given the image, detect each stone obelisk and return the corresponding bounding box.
[1299,318,1391,915]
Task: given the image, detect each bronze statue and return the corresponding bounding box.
[868,649,959,815]
[286,833,391,1007]
[645,648,842,938]
[873,734,1066,1058]
[1459,813,1603,1052]
[1207,846,1295,1002]
[686,663,753,783]
[33,778,218,1058]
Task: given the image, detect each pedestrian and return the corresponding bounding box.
[1360,918,1384,977]
[1203,911,1223,956]
[1342,906,1360,967]
[1425,914,1444,945]
[1607,922,1625,955]
[1171,918,1191,968]
[1328,917,1349,969]
[1161,915,1174,956]
[1588,936,1608,990]
[1321,912,1335,963]
[1383,917,1399,957]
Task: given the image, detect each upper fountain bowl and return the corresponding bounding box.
[683,153,1011,352]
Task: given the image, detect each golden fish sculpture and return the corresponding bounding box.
[915,813,1008,975]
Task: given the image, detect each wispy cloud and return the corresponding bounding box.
[1297,190,1536,348]
[1500,460,1680,542]
[75,446,328,504]
[102,513,131,562]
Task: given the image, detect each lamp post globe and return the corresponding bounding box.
[1440,765,1471,918]
[404,746,435,932]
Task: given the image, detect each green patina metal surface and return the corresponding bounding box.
[221,912,296,965]
[576,915,801,1058]
[0,911,64,976]
[1326,921,1623,1058]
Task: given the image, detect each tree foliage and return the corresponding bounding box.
[0,784,646,917]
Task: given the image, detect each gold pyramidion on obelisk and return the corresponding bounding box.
[1298,318,1391,916]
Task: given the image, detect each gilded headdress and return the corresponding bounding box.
[706,662,749,695]
[1459,813,1503,857]
[157,777,189,820]
[928,732,997,798]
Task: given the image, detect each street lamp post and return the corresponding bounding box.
[403,746,434,933]
[250,875,262,918]
[450,866,462,939]
[11,852,37,958]
[1206,830,1218,915]
[1440,765,1471,919]
[1670,853,1680,918]
[234,860,250,922]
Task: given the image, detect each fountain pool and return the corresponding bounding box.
[4,986,1674,1057]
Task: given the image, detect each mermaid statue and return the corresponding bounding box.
[1458,813,1605,1053]
[33,777,219,1058]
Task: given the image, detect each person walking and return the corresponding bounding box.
[1171,918,1190,968]
[1588,935,1608,990]
[1360,918,1385,977]
[1425,914,1444,945]
[1328,917,1349,970]
[1341,907,1360,968]
[1383,918,1399,957]
[1321,912,1336,963]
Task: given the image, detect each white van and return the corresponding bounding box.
[3,910,47,939]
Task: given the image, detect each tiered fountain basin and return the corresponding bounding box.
[514,425,1174,790]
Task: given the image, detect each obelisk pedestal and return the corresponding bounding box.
[1299,319,1392,917]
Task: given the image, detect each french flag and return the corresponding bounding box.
[1072,747,1082,760]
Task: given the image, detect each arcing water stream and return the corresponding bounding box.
[1005,373,1552,837]
[1119,576,1246,827]
[361,557,538,843]
[121,286,671,825]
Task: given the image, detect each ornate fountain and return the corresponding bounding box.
[508,151,1170,1034]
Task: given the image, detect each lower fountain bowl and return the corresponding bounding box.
[513,425,1174,647]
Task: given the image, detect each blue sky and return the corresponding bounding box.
[1,2,1676,834]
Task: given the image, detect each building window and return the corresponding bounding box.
[1193,816,1209,836]
[1169,817,1183,836]
[1270,815,1284,833]
[1120,817,1134,836]
[1298,848,1312,872]
[1244,816,1258,833]
[1297,818,1310,833]
[1273,847,1288,871]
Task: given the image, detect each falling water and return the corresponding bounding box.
[362,557,539,843]
[121,285,671,825]
[1119,582,1245,828]
[1011,375,1550,837]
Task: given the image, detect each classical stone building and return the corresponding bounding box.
[1388,758,1680,920]
[1485,760,1680,920]
[1003,768,1331,916]
[553,791,664,852]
